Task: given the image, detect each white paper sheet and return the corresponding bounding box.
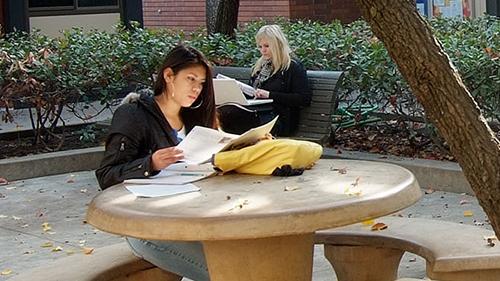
[123,163,215,185]
[125,183,200,197]
[216,73,256,96]
[176,116,278,164]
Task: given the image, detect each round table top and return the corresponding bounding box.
[87,159,421,241]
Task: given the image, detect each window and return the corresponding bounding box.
[29,0,119,15]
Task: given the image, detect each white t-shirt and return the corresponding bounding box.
[176,126,186,142]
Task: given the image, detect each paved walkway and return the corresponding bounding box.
[0,170,491,280]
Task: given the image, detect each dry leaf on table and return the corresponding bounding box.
[0,178,8,186]
[463,210,474,217]
[82,247,94,255]
[371,222,388,231]
[42,222,52,232]
[1,269,12,275]
[41,242,53,248]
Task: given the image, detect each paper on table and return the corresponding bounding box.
[177,116,278,164]
[123,163,215,185]
[125,183,200,197]
[216,73,256,97]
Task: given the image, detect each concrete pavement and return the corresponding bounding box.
[0,169,491,280]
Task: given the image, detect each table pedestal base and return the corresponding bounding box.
[203,233,314,281]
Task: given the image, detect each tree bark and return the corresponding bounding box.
[211,0,240,38]
[354,0,500,235]
[206,0,221,35]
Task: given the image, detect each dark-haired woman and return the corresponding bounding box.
[96,45,215,281]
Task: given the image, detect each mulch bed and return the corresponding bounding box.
[331,123,456,161]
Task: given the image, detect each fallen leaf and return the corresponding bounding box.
[0,215,7,219]
[23,250,35,255]
[459,199,469,205]
[1,269,12,275]
[12,216,21,220]
[0,178,8,186]
[464,210,474,217]
[41,242,53,248]
[42,222,52,232]
[284,186,300,191]
[21,224,29,228]
[424,188,435,194]
[51,246,63,252]
[80,189,87,193]
[66,175,75,183]
[361,219,375,226]
[82,247,94,255]
[408,257,417,262]
[371,222,388,231]
[66,250,75,255]
[351,177,361,187]
[5,186,16,190]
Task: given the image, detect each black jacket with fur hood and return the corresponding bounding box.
[95,93,179,189]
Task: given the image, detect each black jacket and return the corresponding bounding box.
[95,93,178,189]
[251,59,311,136]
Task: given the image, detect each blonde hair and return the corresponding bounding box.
[252,25,292,76]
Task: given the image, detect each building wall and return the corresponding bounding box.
[30,13,120,37]
[142,0,359,32]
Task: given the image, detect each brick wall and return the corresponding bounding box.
[290,0,361,23]
[142,0,359,31]
[143,0,206,31]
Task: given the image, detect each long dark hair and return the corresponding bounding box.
[154,45,217,132]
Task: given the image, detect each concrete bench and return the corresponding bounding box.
[213,66,344,144]
[8,242,180,281]
[315,217,500,281]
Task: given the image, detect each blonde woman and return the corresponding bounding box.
[251,24,311,136]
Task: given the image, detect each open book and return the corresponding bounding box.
[176,116,278,164]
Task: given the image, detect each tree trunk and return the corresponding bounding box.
[206,0,221,35]
[354,0,500,235]
[212,0,240,38]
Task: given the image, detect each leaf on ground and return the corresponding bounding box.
[464,210,474,217]
[66,175,75,183]
[42,222,52,232]
[459,199,469,205]
[80,188,88,193]
[424,188,435,194]
[23,250,35,255]
[371,222,388,231]
[21,224,29,228]
[351,177,361,187]
[41,242,53,248]
[0,178,8,186]
[408,257,417,262]
[0,214,7,219]
[66,250,75,255]
[1,269,12,275]
[284,185,300,191]
[51,246,63,252]
[5,186,16,190]
[82,247,94,255]
[12,216,21,220]
[361,219,375,226]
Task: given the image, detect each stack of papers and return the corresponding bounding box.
[124,163,214,198]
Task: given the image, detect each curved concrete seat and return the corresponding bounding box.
[315,217,500,281]
[8,243,180,281]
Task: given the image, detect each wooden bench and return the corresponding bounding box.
[315,217,500,281]
[213,66,344,144]
[8,243,180,281]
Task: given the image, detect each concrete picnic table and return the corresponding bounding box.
[86,159,421,281]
